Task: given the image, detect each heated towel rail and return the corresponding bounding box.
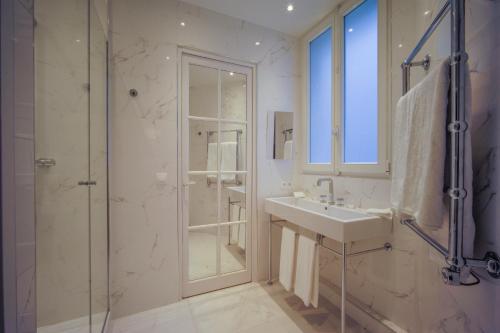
[401,0,500,285]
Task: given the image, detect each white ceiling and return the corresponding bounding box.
[179,0,341,37]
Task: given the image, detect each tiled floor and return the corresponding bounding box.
[110,282,369,333]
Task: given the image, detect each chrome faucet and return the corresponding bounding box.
[316,178,334,205]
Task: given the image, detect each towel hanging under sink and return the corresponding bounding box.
[294,235,319,308]
[279,227,296,292]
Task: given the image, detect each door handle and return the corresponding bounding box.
[35,158,56,167]
[78,180,97,186]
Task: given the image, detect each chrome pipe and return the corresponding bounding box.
[341,242,346,333]
[402,219,448,257]
[403,1,451,65]
[267,215,273,285]
[446,0,467,270]
[348,243,392,257]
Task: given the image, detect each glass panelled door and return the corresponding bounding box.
[181,54,253,297]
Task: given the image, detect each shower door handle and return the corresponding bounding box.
[78,180,97,186]
[35,158,56,167]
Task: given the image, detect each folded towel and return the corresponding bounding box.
[238,223,246,250]
[237,208,246,250]
[279,227,296,291]
[366,208,393,220]
[207,142,218,184]
[284,140,293,160]
[391,60,450,229]
[221,141,237,181]
[294,235,319,308]
[229,204,240,244]
[207,142,218,171]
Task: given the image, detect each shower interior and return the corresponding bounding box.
[34,0,109,332]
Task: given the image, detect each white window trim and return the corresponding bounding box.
[302,15,335,175]
[302,0,391,178]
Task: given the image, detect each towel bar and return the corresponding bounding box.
[400,0,500,285]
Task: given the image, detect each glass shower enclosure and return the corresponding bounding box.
[34,0,109,332]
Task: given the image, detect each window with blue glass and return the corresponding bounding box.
[343,0,378,164]
[309,27,332,164]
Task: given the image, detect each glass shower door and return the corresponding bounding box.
[181,54,253,297]
[35,0,109,331]
[35,0,91,330]
[89,1,109,331]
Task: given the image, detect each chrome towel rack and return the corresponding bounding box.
[400,0,500,285]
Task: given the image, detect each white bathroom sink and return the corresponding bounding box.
[264,197,392,242]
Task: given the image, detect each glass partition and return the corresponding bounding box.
[35,0,109,332]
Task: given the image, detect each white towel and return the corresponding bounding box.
[207,142,218,183]
[238,207,247,250]
[229,205,240,244]
[366,208,393,220]
[391,59,450,229]
[294,235,319,308]
[238,223,246,250]
[279,227,296,292]
[221,142,237,181]
[284,140,293,160]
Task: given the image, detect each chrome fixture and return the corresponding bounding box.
[401,0,500,285]
[78,180,97,186]
[35,158,56,168]
[316,178,334,205]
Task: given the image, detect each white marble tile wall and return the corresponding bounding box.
[109,0,299,318]
[292,0,500,332]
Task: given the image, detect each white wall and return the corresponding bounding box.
[109,0,299,318]
[291,0,500,332]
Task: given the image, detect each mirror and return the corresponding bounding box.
[273,112,293,160]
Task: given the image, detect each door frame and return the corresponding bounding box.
[177,48,257,298]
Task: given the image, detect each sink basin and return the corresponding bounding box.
[264,197,392,243]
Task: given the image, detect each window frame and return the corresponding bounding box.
[302,15,335,175]
[302,0,390,177]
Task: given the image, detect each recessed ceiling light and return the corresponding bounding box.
[75,39,81,43]
[180,21,186,27]
[398,44,403,48]
[348,28,354,33]
[165,56,170,60]
[424,10,431,15]
[229,72,234,76]
[255,41,261,46]
[287,4,294,12]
